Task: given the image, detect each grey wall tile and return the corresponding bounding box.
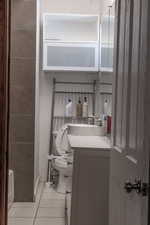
[11,30,36,58]
[10,85,34,114]
[10,143,34,202]
[9,0,36,201]
[10,58,35,87]
[9,115,35,143]
[11,0,36,30]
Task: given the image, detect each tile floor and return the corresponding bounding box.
[8,183,66,225]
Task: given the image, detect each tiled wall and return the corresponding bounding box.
[9,0,36,202]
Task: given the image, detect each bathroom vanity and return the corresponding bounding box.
[66,135,111,225]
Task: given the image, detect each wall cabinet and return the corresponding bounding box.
[43,14,99,72]
[43,12,115,72]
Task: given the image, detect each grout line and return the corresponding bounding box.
[32,182,66,225]
[32,183,45,225]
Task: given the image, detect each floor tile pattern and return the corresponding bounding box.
[8,183,66,225]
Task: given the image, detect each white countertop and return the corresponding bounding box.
[68,135,111,150]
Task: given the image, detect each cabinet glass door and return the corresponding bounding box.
[43,42,98,71]
[101,44,114,71]
[100,6,115,72]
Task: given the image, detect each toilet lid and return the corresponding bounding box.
[55,158,68,169]
[55,124,69,155]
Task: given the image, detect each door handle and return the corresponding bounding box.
[124,180,149,196]
[124,180,141,194]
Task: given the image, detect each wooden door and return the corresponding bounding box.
[0,0,10,225]
[110,0,150,225]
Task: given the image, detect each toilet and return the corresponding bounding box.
[51,123,103,193]
[52,124,73,194]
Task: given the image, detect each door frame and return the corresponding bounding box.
[0,0,11,225]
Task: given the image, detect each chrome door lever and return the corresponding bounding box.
[124,180,142,194]
[124,180,149,196]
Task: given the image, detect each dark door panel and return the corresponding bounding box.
[110,0,150,224]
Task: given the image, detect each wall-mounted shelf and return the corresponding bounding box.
[99,82,112,85]
[49,79,97,154]
[100,92,112,95]
[99,80,112,95]
[53,116,90,119]
[55,91,95,95]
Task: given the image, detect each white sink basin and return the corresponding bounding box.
[68,124,105,136]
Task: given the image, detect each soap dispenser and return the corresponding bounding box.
[76,98,82,117]
[104,99,108,115]
[82,97,88,118]
[65,99,73,117]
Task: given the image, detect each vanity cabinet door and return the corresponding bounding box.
[70,150,110,225]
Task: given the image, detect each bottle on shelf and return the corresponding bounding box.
[104,99,108,115]
[103,99,112,134]
[76,98,82,118]
[103,114,108,135]
[107,115,112,134]
[65,99,73,117]
[82,97,88,118]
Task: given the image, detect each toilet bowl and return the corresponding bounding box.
[52,124,73,194]
[53,157,73,193]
